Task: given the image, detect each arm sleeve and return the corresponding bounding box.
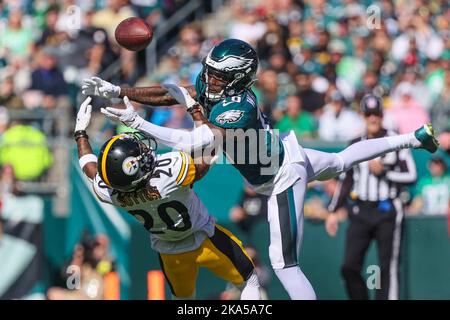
[135,118,215,152]
[327,169,354,213]
[385,149,417,184]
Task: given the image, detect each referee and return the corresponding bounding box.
[325,94,417,300]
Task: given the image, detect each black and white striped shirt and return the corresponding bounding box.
[328,129,417,212]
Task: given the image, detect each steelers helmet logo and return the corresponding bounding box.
[122,157,139,176]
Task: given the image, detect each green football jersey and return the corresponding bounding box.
[195,74,285,185]
[416,175,450,215]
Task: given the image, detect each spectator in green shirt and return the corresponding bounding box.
[275,94,317,140]
[408,156,450,216]
[1,10,34,59]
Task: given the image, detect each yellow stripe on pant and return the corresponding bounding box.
[159,225,255,298]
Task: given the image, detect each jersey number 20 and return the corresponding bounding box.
[129,201,192,234]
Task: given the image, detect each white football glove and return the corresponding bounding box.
[75,97,92,132]
[100,96,142,129]
[162,83,198,111]
[82,76,121,99]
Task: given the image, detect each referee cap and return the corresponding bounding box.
[360,94,383,116]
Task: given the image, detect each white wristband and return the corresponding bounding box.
[79,154,98,169]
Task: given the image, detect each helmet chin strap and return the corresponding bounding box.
[205,88,223,101]
[130,171,151,190]
[204,71,224,102]
[134,149,156,184]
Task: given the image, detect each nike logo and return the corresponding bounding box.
[222,101,234,106]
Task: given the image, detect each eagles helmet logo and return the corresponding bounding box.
[215,110,244,124]
[122,156,139,176]
[205,52,254,72]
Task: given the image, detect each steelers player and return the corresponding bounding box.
[74,97,261,300]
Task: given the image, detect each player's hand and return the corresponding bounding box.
[162,84,198,111]
[368,159,385,176]
[75,97,92,132]
[100,96,142,129]
[82,76,121,99]
[325,213,339,237]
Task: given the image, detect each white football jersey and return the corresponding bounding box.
[92,151,215,254]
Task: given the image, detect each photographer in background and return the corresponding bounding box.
[47,231,115,300]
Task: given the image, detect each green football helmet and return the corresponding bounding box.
[199,39,259,110]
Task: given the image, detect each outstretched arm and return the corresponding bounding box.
[74,97,98,181]
[77,136,98,180]
[101,96,222,153]
[81,76,197,106]
[162,84,226,134]
[119,85,197,106]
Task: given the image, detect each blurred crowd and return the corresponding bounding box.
[47,231,117,300]
[0,0,187,182]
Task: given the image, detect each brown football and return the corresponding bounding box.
[115,17,153,51]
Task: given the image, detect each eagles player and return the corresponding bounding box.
[74,97,261,300]
[83,39,440,299]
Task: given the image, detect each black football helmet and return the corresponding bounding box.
[97,132,156,192]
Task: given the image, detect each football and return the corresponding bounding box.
[115,17,153,51]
